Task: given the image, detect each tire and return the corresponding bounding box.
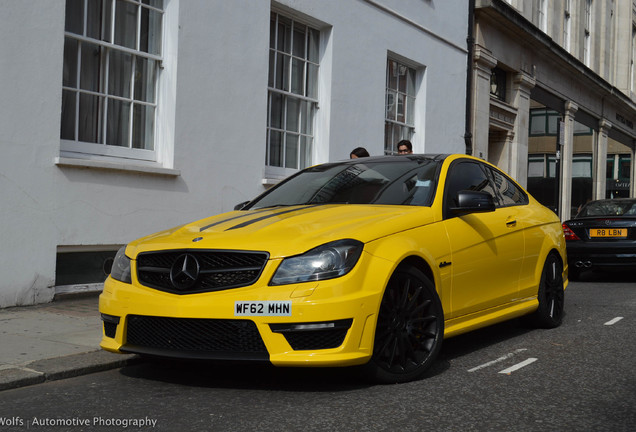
[363,264,444,384]
[532,253,565,328]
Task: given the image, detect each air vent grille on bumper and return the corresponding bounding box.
[124,315,269,360]
[136,250,269,294]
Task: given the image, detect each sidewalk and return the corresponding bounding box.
[0,293,137,391]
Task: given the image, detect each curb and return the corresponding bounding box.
[0,350,139,392]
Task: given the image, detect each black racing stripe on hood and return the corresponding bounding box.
[225,205,318,231]
[199,208,274,232]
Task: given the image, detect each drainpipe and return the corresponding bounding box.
[464,0,475,155]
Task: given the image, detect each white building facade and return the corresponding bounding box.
[0,0,469,307]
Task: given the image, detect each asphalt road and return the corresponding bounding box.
[0,271,634,432]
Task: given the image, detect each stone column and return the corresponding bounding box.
[472,45,497,160]
[510,71,536,187]
[559,101,579,221]
[594,119,612,200]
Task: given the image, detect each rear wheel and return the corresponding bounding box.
[533,253,565,328]
[364,264,443,384]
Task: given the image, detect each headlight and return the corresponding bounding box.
[270,239,363,285]
[110,246,132,284]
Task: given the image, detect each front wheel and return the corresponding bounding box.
[532,253,565,328]
[363,265,444,384]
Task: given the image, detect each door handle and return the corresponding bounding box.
[506,218,517,227]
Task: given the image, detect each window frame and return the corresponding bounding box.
[384,58,418,155]
[60,0,165,163]
[266,11,320,174]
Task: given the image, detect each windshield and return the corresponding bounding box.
[248,159,441,209]
[577,199,636,217]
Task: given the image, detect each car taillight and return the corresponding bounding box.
[562,223,580,241]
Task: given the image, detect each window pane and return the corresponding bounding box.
[291,58,304,95]
[277,16,291,53]
[547,115,558,135]
[530,115,545,135]
[548,157,557,177]
[86,0,106,40]
[107,98,130,147]
[140,6,162,55]
[301,101,314,135]
[292,26,305,58]
[396,94,405,123]
[134,57,156,102]
[287,98,300,132]
[398,65,407,93]
[270,13,277,49]
[61,90,76,140]
[387,60,398,90]
[307,29,319,63]
[270,93,283,129]
[619,158,631,180]
[108,49,132,97]
[132,103,154,149]
[285,134,299,169]
[528,159,544,177]
[269,130,283,166]
[268,50,276,87]
[80,42,102,92]
[306,63,318,98]
[572,158,591,177]
[63,38,79,87]
[606,159,614,179]
[79,93,103,143]
[300,136,312,169]
[65,0,84,34]
[114,0,137,49]
[275,53,289,91]
[386,91,397,120]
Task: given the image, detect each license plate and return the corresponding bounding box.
[234,301,291,316]
[589,228,627,238]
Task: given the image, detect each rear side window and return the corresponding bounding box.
[487,167,528,206]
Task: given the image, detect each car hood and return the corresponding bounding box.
[127,204,436,259]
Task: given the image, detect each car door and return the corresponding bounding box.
[441,160,525,319]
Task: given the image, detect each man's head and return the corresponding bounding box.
[397,140,413,154]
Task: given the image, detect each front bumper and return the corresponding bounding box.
[99,251,392,367]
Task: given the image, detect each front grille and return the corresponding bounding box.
[125,315,268,355]
[136,249,268,294]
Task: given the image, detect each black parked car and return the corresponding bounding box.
[562,198,636,280]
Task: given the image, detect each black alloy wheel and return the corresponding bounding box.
[533,253,565,328]
[364,264,443,384]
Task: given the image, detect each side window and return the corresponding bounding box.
[443,161,498,217]
[488,167,529,206]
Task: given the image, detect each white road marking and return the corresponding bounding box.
[498,358,538,375]
[467,348,528,373]
[604,317,624,326]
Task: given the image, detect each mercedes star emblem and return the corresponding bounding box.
[170,254,200,290]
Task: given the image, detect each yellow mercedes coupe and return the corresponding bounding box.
[100,154,567,383]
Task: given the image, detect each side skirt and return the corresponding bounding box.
[443,298,538,339]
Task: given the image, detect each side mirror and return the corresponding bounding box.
[450,190,496,215]
[234,201,250,210]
